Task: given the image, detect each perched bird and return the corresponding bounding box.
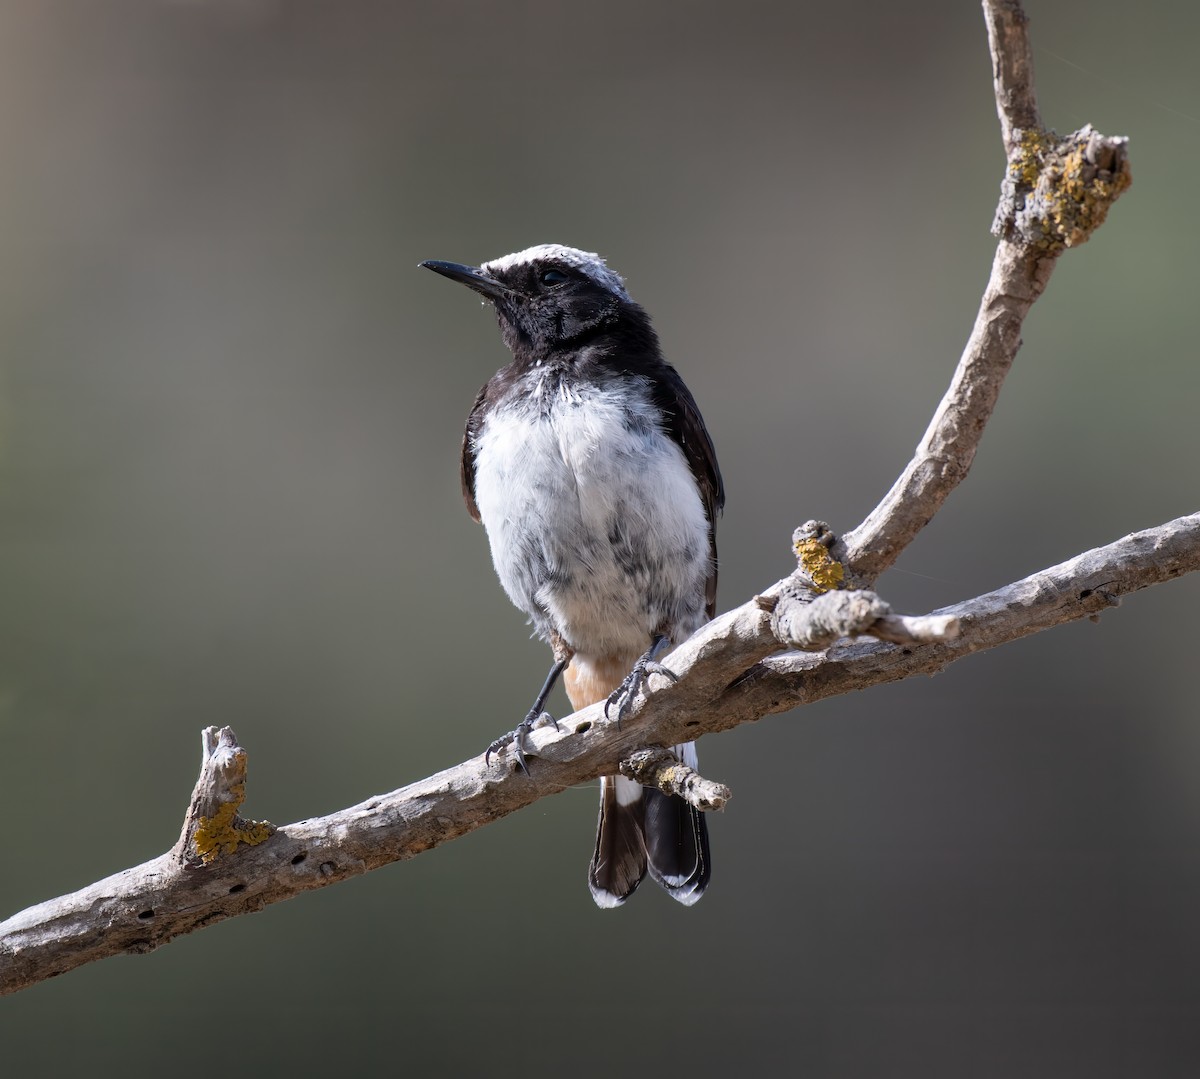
[421,244,723,907]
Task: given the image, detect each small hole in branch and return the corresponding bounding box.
[137,910,154,920]
[291,852,307,866]
[228,883,246,895]
[575,721,591,734]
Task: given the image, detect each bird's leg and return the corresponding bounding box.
[485,636,574,774]
[605,634,678,727]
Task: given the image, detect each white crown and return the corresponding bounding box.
[482,244,630,301]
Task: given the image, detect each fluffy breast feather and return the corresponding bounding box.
[471,374,711,658]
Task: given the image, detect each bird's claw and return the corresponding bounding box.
[604,659,678,728]
[485,709,559,775]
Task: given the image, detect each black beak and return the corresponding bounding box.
[419,260,512,303]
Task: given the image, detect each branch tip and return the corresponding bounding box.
[620,747,731,811]
[174,726,274,867]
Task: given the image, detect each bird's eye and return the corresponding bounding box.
[540,268,569,286]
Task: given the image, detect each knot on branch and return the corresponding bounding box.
[759,584,961,650]
[762,586,891,651]
[620,747,731,811]
[174,727,274,868]
[758,519,963,650]
[994,124,1131,251]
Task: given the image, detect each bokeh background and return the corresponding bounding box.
[1,1,1198,1075]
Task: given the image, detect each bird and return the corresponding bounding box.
[420,244,723,907]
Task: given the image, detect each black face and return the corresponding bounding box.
[421,258,624,357]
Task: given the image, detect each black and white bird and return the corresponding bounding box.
[421,244,723,907]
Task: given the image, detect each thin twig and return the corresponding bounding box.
[620,748,732,812]
[983,0,1041,151]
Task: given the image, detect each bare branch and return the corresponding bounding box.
[4,514,1198,995]
[841,0,1130,583]
[742,513,1200,714]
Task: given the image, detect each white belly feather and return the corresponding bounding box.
[471,375,711,659]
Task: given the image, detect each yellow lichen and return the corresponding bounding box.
[794,537,845,593]
[1010,128,1051,187]
[1030,133,1132,250]
[659,764,685,791]
[1003,125,1131,252]
[192,782,274,865]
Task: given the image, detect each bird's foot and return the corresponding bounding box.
[604,642,678,728]
[485,709,560,775]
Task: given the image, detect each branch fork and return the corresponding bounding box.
[755,520,961,651]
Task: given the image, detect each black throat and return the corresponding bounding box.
[500,299,666,382]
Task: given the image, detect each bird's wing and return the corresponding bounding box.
[460,381,490,524]
[652,368,725,619]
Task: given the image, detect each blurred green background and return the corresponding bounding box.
[2,1,1198,1075]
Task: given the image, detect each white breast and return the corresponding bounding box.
[471,374,711,659]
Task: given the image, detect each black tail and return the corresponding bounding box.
[588,742,711,908]
[588,775,648,908]
[643,786,711,906]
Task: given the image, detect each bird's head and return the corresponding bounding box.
[421,244,637,359]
